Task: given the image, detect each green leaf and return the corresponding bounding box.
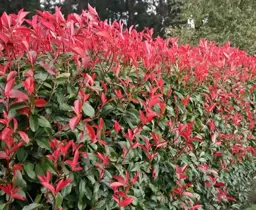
[0,204,6,210]
[92,182,100,202]
[246,205,256,210]
[79,180,86,195]
[24,163,36,180]
[22,203,42,210]
[8,108,17,118]
[57,73,70,79]
[36,138,50,150]
[40,158,56,174]
[82,102,95,118]
[29,114,38,132]
[35,164,44,177]
[99,104,114,117]
[9,102,27,112]
[38,116,51,128]
[34,194,42,203]
[78,195,86,210]
[95,199,106,209]
[61,182,72,197]
[17,148,28,162]
[35,71,48,81]
[54,193,63,209]
[83,186,92,200]
[15,171,27,188]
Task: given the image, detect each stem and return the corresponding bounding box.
[7,198,12,210]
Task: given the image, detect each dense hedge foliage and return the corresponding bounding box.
[0,7,255,210]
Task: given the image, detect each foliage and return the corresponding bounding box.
[167,0,256,55]
[0,6,255,210]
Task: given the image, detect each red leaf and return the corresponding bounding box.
[88,4,98,17]
[101,93,107,105]
[139,110,148,124]
[151,132,160,143]
[27,50,37,64]
[73,100,82,116]
[5,78,15,97]
[119,196,134,207]
[213,152,223,157]
[23,77,34,94]
[7,71,17,81]
[1,127,13,140]
[98,118,104,131]
[73,47,86,57]
[66,149,82,171]
[226,196,236,201]
[96,30,110,39]
[41,182,55,195]
[114,89,122,99]
[56,178,72,193]
[97,139,107,146]
[86,124,96,142]
[97,152,109,165]
[69,116,81,131]
[131,171,139,184]
[112,194,120,204]
[113,175,125,184]
[0,183,25,200]
[114,121,122,133]
[34,98,47,107]
[10,90,28,100]
[1,12,11,29]
[13,164,23,171]
[124,129,135,142]
[214,182,226,187]
[148,97,160,107]
[156,141,167,149]
[181,95,190,108]
[18,107,30,117]
[0,32,9,44]
[41,21,55,31]
[110,182,124,188]
[18,131,30,144]
[16,9,29,24]
[78,91,90,102]
[12,193,26,200]
[183,192,195,198]
[0,151,8,159]
[10,142,24,154]
[38,171,51,183]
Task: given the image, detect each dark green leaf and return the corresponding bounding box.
[29,114,38,132]
[36,138,50,150]
[15,171,27,188]
[24,163,36,180]
[38,116,51,128]
[17,148,28,162]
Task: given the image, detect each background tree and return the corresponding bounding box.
[167,0,256,54]
[60,0,183,36]
[0,0,40,16]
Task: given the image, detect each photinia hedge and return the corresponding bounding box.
[0,6,255,210]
